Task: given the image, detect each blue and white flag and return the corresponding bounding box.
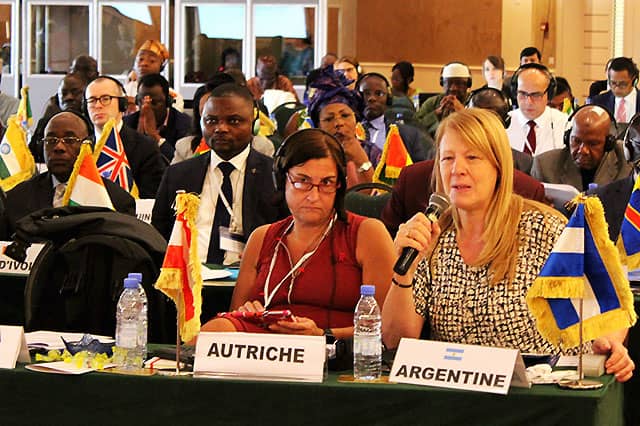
[527,196,636,349]
[617,174,640,270]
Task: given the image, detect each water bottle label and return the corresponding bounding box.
[117,324,137,348]
[354,336,381,356]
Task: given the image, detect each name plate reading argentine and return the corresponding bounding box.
[0,242,44,276]
[194,332,325,382]
[0,325,30,369]
[390,338,521,394]
[135,199,154,224]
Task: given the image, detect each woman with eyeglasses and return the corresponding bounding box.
[200,128,394,339]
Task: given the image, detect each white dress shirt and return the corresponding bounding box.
[196,145,249,263]
[507,107,568,156]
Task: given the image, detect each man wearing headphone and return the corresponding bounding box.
[591,57,640,124]
[415,62,471,138]
[0,111,135,239]
[152,83,287,265]
[507,63,567,156]
[357,73,430,167]
[84,76,166,198]
[123,73,192,163]
[590,113,640,242]
[531,105,631,191]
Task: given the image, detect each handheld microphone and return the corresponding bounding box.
[393,193,450,276]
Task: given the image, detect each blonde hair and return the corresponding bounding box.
[433,108,563,284]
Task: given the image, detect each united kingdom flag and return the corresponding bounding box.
[92,118,138,198]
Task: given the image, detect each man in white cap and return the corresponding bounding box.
[415,62,472,137]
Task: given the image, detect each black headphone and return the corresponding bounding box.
[466,87,512,128]
[439,62,472,88]
[356,72,393,106]
[563,104,618,152]
[272,128,346,191]
[83,75,128,116]
[510,63,557,106]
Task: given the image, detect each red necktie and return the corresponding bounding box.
[525,120,536,155]
[616,98,627,123]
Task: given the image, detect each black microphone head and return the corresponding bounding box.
[427,193,450,219]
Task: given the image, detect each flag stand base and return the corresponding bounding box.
[157,370,193,377]
[557,378,603,390]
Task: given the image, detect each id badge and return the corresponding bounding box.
[219,226,246,254]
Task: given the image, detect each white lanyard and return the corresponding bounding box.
[263,214,336,308]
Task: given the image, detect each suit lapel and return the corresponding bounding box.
[561,152,583,190]
[242,150,263,235]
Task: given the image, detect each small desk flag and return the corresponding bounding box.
[93,118,139,198]
[15,86,33,130]
[62,142,114,210]
[617,174,640,270]
[527,196,637,348]
[0,116,35,191]
[372,124,413,185]
[154,192,203,343]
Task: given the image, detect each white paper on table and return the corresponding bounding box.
[25,331,114,350]
[25,361,115,375]
[200,265,232,281]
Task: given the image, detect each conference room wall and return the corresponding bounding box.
[332,0,621,103]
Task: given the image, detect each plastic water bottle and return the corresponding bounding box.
[353,285,382,380]
[126,272,147,360]
[115,277,147,369]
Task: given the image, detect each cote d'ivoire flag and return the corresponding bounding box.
[527,196,636,348]
[62,142,114,210]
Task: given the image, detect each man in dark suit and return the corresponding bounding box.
[123,73,192,163]
[381,160,546,237]
[152,83,287,264]
[591,57,640,124]
[357,72,431,168]
[0,111,135,239]
[85,76,165,198]
[532,105,631,191]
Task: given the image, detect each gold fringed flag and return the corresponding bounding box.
[93,118,139,198]
[0,116,35,191]
[257,110,276,137]
[154,193,203,343]
[616,174,640,270]
[62,142,114,210]
[355,122,366,141]
[15,86,33,129]
[372,124,413,185]
[527,196,637,349]
[561,97,574,116]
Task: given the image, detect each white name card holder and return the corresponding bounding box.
[194,332,325,383]
[0,242,44,276]
[0,325,30,369]
[390,338,530,395]
[135,199,155,224]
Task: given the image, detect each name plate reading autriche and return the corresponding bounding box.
[390,338,524,394]
[135,199,154,224]
[0,242,44,276]
[194,332,325,382]
[0,325,30,369]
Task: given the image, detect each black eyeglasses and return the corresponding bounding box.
[42,136,86,147]
[85,95,122,107]
[287,173,340,193]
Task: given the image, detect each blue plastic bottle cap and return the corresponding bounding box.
[123,277,138,289]
[128,273,143,283]
[360,285,375,296]
[588,183,598,191]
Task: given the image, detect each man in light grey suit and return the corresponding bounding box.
[531,105,631,191]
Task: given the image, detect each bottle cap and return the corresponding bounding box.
[123,277,138,289]
[360,285,375,296]
[588,183,598,191]
[128,273,143,283]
